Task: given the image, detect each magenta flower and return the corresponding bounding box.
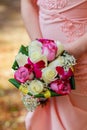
[37,39,54,44]
[25,58,45,78]
[14,66,31,83]
[35,60,45,69]
[34,60,45,78]
[50,79,71,95]
[24,58,34,72]
[38,39,57,61]
[56,66,73,80]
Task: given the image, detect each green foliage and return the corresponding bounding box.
[9,78,21,89]
[12,45,28,70]
[70,76,75,90]
[19,45,28,56]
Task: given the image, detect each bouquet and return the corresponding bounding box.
[9,39,76,111]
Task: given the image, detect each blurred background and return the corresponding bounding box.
[0,0,30,129]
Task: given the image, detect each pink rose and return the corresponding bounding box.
[14,66,34,83]
[38,39,57,61]
[50,79,71,95]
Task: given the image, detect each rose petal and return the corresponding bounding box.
[35,60,45,69]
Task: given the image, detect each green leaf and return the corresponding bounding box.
[50,91,61,97]
[33,90,61,98]
[19,45,28,56]
[9,78,21,89]
[12,45,28,70]
[70,76,75,90]
[12,61,19,70]
[34,93,44,98]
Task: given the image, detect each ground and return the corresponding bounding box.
[0,0,30,129]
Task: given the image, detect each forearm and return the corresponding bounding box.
[21,0,42,40]
[64,33,87,58]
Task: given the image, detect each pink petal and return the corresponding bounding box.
[56,66,64,75]
[28,58,33,66]
[34,67,42,78]
[37,39,54,44]
[35,60,45,69]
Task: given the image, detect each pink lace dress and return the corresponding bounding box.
[25,1,87,130]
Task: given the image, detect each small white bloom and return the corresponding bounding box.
[22,94,40,111]
[61,51,76,71]
[15,52,28,66]
[63,52,76,65]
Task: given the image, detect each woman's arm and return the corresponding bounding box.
[21,0,42,40]
[64,33,87,58]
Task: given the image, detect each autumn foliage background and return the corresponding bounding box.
[0,0,30,129]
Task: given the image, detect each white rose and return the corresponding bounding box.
[29,47,42,60]
[28,41,43,62]
[29,51,43,62]
[30,40,42,48]
[28,80,44,95]
[28,40,42,54]
[42,67,57,83]
[49,56,64,68]
[15,52,28,66]
[55,41,64,56]
[29,45,42,54]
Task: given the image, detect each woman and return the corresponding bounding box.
[21,0,87,129]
